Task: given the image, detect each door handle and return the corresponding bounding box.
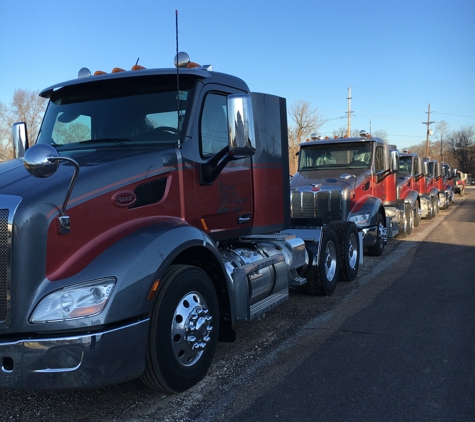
[238,214,251,224]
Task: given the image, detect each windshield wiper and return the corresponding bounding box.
[78,138,131,145]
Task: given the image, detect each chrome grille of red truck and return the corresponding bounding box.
[291,189,342,223]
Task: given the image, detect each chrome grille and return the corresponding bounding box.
[0,209,9,323]
[291,189,342,223]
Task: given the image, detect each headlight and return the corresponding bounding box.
[30,278,116,323]
[349,213,371,227]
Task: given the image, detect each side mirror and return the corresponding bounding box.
[227,94,256,158]
[12,122,29,158]
[23,143,80,235]
[389,149,399,173]
[23,143,59,178]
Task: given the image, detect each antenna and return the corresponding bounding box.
[175,10,181,148]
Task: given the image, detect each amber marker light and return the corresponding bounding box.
[147,279,160,301]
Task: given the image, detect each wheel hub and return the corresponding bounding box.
[324,241,337,280]
[348,234,358,268]
[171,292,213,367]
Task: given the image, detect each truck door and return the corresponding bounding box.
[373,145,387,200]
[194,91,253,241]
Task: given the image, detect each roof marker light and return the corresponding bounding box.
[78,67,91,78]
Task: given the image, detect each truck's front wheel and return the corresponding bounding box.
[302,227,339,296]
[367,213,385,256]
[142,265,219,393]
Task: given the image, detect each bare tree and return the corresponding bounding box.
[287,100,326,175]
[372,129,388,143]
[332,127,347,138]
[0,89,47,161]
[448,125,475,175]
[332,127,363,138]
[434,120,450,163]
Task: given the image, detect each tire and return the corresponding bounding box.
[141,265,219,393]
[413,203,420,227]
[367,213,385,256]
[301,227,339,296]
[330,221,360,281]
[427,196,435,219]
[406,205,413,235]
[398,205,409,239]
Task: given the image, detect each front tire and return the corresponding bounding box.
[330,221,359,281]
[301,227,340,296]
[367,213,385,256]
[413,204,420,227]
[141,265,219,393]
[406,204,413,235]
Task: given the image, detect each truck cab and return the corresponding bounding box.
[3,54,333,392]
[290,132,403,256]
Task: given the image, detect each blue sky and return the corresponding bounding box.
[1,0,474,150]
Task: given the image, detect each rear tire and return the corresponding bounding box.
[301,227,340,296]
[330,221,360,281]
[141,265,219,393]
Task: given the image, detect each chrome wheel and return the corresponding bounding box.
[172,292,213,367]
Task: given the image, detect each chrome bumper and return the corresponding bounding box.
[0,319,149,390]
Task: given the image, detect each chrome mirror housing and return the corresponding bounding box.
[23,144,60,178]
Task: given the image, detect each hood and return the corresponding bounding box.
[0,146,176,200]
[291,168,363,191]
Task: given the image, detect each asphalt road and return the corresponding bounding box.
[1,189,474,422]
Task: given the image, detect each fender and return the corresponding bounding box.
[427,187,439,198]
[349,195,383,227]
[27,218,229,333]
[399,189,418,208]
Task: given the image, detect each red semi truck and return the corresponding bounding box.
[0,53,358,392]
[290,133,417,258]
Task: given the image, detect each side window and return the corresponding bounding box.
[200,93,228,156]
[375,146,384,172]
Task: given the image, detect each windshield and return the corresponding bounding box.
[37,75,195,150]
[399,156,412,174]
[298,142,372,171]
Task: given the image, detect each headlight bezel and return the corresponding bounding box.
[30,277,116,323]
[348,213,371,227]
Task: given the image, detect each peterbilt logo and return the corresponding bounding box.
[112,191,137,207]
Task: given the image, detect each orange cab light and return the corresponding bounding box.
[186,61,201,68]
[94,70,107,76]
[112,67,125,73]
[132,64,146,71]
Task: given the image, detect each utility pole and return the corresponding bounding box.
[346,87,354,137]
[422,103,435,157]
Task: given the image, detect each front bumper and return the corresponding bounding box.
[0,319,149,390]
